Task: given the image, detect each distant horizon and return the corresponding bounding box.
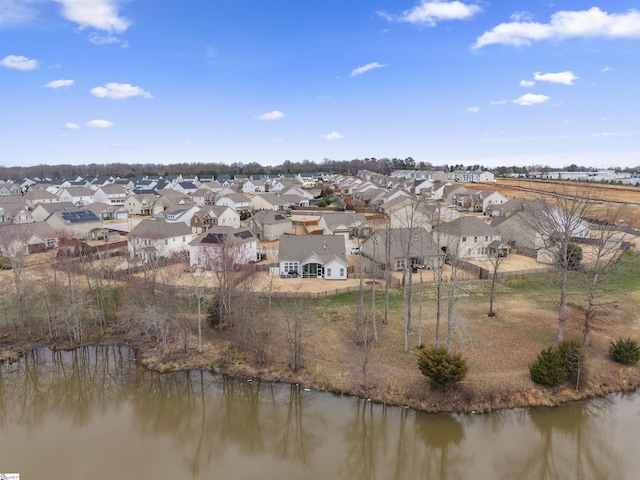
[0,159,638,179]
[2,1,640,170]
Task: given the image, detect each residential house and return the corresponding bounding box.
[56,187,95,206]
[31,202,77,223]
[93,184,128,205]
[158,204,200,226]
[188,226,257,269]
[490,211,542,250]
[85,202,129,221]
[190,206,240,234]
[214,193,253,212]
[246,210,292,241]
[432,216,505,260]
[242,179,268,194]
[0,182,22,196]
[250,193,288,211]
[173,181,198,195]
[277,234,348,280]
[0,223,58,256]
[127,219,192,261]
[124,193,159,216]
[361,227,444,271]
[316,212,370,238]
[385,198,440,231]
[190,187,216,207]
[23,190,60,210]
[45,209,103,239]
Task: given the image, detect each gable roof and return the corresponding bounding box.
[278,234,346,264]
[128,219,192,239]
[433,216,496,237]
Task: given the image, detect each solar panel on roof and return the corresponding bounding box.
[202,233,224,244]
[234,230,253,239]
[61,210,100,223]
[274,214,285,220]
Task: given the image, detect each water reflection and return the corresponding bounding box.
[0,347,638,480]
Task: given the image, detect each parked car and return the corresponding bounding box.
[349,247,361,255]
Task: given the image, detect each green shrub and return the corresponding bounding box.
[558,339,585,389]
[206,297,222,328]
[558,339,584,374]
[529,347,567,387]
[609,337,640,365]
[566,243,583,270]
[417,347,468,389]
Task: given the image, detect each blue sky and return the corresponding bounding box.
[2,1,640,169]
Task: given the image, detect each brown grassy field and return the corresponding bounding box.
[128,254,640,414]
[467,178,640,228]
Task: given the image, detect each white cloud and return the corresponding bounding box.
[90,82,152,100]
[520,80,535,87]
[256,110,284,121]
[0,54,38,71]
[351,62,387,77]
[45,79,75,88]
[87,119,114,128]
[510,11,533,22]
[512,93,550,106]
[64,122,80,130]
[534,71,578,85]
[474,7,640,49]
[601,66,613,72]
[467,106,480,113]
[0,0,38,27]
[323,131,343,140]
[490,99,507,105]
[88,32,128,47]
[55,0,131,33]
[379,1,482,26]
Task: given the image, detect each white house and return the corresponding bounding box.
[127,219,192,261]
[188,226,257,269]
[277,234,348,280]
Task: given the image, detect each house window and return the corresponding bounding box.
[327,268,332,277]
[462,237,466,242]
[339,268,344,277]
[468,248,471,256]
[485,236,488,241]
[474,236,478,242]
[165,239,168,245]
[395,258,405,269]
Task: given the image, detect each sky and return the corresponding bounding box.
[2,0,640,170]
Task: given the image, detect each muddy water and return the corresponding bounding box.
[0,346,638,480]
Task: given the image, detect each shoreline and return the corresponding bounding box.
[2,335,639,415]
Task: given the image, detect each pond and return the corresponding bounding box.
[0,346,638,479]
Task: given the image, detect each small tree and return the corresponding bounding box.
[566,242,583,271]
[609,337,640,365]
[529,347,567,387]
[558,339,585,389]
[417,347,468,389]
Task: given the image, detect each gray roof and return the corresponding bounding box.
[278,234,346,264]
[249,210,291,226]
[189,226,256,246]
[363,228,442,260]
[433,216,496,237]
[128,219,191,239]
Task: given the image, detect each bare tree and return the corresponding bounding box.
[529,189,594,341]
[579,204,628,346]
[485,244,509,317]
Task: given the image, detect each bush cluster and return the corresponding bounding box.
[529,340,585,387]
[417,347,468,389]
[609,337,640,365]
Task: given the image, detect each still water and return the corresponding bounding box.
[0,346,638,480]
